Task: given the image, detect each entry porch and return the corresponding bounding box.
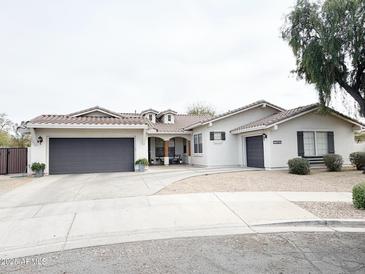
[148,135,191,166]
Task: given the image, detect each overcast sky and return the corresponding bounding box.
[0,0,357,123]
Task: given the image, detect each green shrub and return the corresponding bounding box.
[349,152,365,170]
[352,183,365,209]
[135,158,149,166]
[288,158,310,175]
[323,154,343,171]
[31,162,46,172]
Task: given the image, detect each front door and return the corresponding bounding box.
[246,136,264,168]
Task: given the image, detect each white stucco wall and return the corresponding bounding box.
[191,106,279,167]
[175,137,184,155]
[29,128,147,174]
[264,112,365,168]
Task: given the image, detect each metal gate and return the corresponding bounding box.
[0,148,28,175]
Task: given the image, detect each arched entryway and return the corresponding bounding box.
[148,136,191,166]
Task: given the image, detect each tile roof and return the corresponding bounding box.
[28,114,148,126]
[27,108,210,130]
[151,114,212,133]
[156,109,178,118]
[185,100,285,129]
[140,109,159,115]
[68,106,124,118]
[230,103,364,133]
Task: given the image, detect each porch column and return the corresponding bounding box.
[163,140,169,166]
[187,140,192,164]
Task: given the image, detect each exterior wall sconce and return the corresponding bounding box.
[37,136,43,144]
[262,133,267,139]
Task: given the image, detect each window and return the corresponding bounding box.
[149,114,153,121]
[194,133,203,153]
[316,132,328,155]
[210,131,226,141]
[303,132,315,156]
[303,131,329,156]
[167,115,171,122]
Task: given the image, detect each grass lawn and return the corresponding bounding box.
[158,168,364,194]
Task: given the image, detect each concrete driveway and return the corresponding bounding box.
[0,167,249,208]
[0,168,362,260]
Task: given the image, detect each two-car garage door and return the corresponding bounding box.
[49,138,134,174]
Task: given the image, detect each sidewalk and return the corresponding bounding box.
[0,191,363,259]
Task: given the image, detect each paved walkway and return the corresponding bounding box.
[0,191,360,259]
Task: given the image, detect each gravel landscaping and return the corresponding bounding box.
[158,168,364,194]
[295,202,365,219]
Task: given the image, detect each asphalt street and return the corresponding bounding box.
[2,232,365,274]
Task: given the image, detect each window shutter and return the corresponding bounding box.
[221,132,226,140]
[210,132,214,140]
[297,131,304,157]
[327,131,335,154]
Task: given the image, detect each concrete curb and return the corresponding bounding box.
[1,219,364,259]
[251,219,365,228]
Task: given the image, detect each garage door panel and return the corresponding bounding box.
[246,136,264,168]
[49,138,134,174]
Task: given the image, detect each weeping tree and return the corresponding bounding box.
[282,0,365,115]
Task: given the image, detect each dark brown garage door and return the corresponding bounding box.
[246,136,264,168]
[49,138,134,174]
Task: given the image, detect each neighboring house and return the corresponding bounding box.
[26,100,365,174]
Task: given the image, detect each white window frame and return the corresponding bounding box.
[303,131,328,157]
[193,133,203,154]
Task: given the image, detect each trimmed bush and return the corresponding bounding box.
[349,152,365,170]
[31,162,46,172]
[323,154,343,171]
[350,152,364,170]
[135,158,149,166]
[352,183,365,209]
[288,158,310,175]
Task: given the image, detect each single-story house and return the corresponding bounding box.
[25,100,365,174]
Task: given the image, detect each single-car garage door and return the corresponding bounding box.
[246,136,264,168]
[49,138,134,174]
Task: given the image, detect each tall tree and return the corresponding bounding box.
[0,113,13,132]
[0,131,12,147]
[187,102,216,116]
[282,0,365,115]
[0,114,30,148]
